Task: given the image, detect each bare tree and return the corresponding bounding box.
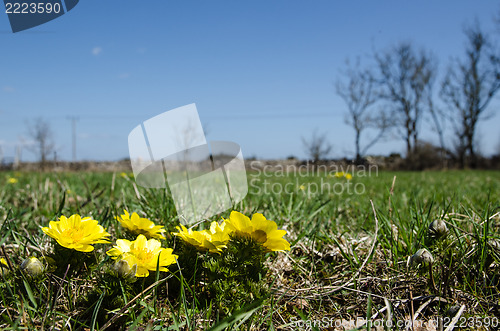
[375,42,437,160]
[301,131,332,163]
[336,60,389,163]
[26,117,55,167]
[495,7,500,32]
[440,24,500,168]
[427,94,449,166]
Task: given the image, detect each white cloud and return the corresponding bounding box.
[92,47,102,56]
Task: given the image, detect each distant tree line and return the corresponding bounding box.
[340,21,500,168]
[318,19,500,169]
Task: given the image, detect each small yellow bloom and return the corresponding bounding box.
[173,225,209,249]
[344,173,352,180]
[42,214,111,252]
[116,210,166,240]
[106,234,177,277]
[223,211,290,252]
[173,221,229,253]
[7,177,18,184]
[120,172,128,178]
[334,172,344,178]
[299,184,306,191]
[1,257,9,276]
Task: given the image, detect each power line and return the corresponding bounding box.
[203,112,341,120]
[54,112,341,120]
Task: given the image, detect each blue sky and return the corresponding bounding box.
[0,1,499,162]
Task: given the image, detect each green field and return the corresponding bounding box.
[0,169,499,330]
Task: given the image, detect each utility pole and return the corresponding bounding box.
[68,116,78,161]
[14,145,21,169]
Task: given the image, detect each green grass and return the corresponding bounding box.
[0,169,499,330]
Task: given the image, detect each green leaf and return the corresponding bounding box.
[22,279,37,309]
[207,298,266,331]
[90,290,106,331]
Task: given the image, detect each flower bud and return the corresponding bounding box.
[428,220,448,239]
[113,259,137,282]
[21,257,44,277]
[410,248,434,267]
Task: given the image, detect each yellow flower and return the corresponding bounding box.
[334,172,344,178]
[120,172,128,178]
[7,177,18,184]
[173,221,229,253]
[344,173,352,180]
[299,184,306,191]
[1,257,9,276]
[42,214,111,252]
[173,225,209,249]
[223,211,290,252]
[106,234,177,277]
[116,210,166,239]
